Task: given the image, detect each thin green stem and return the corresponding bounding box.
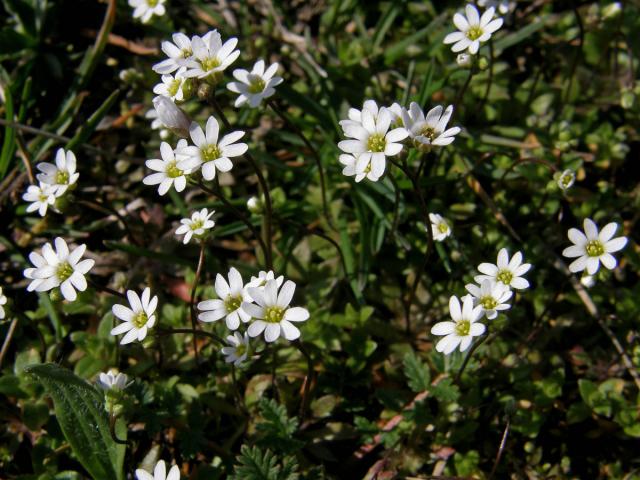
[190,241,206,364]
[455,333,491,383]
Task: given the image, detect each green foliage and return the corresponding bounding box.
[403,350,431,392]
[255,398,304,454]
[229,446,300,480]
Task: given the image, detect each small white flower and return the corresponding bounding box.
[429,213,452,242]
[475,248,531,290]
[247,196,263,214]
[227,60,283,108]
[110,288,158,345]
[22,182,59,217]
[97,370,129,391]
[431,295,485,354]
[464,279,512,320]
[183,30,240,80]
[580,274,596,288]
[556,169,576,191]
[242,279,310,343]
[198,267,252,330]
[562,218,627,275]
[175,208,215,244]
[152,96,191,137]
[23,237,95,301]
[245,270,284,293]
[338,153,381,183]
[136,460,180,480]
[401,102,461,149]
[143,140,191,196]
[477,0,514,15]
[36,148,79,195]
[176,117,247,181]
[221,331,250,366]
[128,0,166,24]
[387,102,404,128]
[339,99,381,132]
[0,287,7,319]
[153,33,193,74]
[153,68,188,102]
[338,105,408,182]
[443,4,504,54]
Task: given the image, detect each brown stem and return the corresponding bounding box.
[295,340,314,424]
[0,317,18,369]
[88,279,127,299]
[489,417,511,480]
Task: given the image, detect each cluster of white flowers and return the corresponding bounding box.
[23,148,79,217]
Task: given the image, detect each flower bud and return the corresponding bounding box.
[477,56,490,70]
[456,53,472,68]
[152,96,190,138]
[247,196,263,214]
[555,169,576,191]
[620,90,635,110]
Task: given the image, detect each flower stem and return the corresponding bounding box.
[295,340,314,423]
[190,241,206,365]
[156,328,225,347]
[88,279,127,299]
[455,333,491,383]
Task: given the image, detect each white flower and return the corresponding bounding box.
[153,33,193,74]
[23,182,59,217]
[443,4,504,54]
[387,102,404,128]
[176,117,247,181]
[478,0,514,15]
[242,279,310,343]
[338,153,381,183]
[247,196,263,214]
[562,218,627,275]
[198,267,252,330]
[475,248,531,290]
[36,148,79,195]
[580,274,596,288]
[429,213,452,242]
[23,237,95,301]
[97,370,129,391]
[401,103,461,149]
[457,53,472,67]
[153,68,188,102]
[110,288,158,345]
[175,208,215,244]
[0,287,7,319]
[431,295,485,354]
[245,270,284,294]
[221,331,250,366]
[152,96,191,137]
[556,169,576,191]
[145,109,170,139]
[227,60,283,108]
[136,460,180,480]
[128,0,166,24]
[183,30,240,80]
[339,99,381,132]
[464,280,512,320]
[338,106,408,182]
[143,140,191,196]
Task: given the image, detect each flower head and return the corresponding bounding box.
[562,219,627,275]
[175,208,215,244]
[143,140,191,196]
[24,237,94,301]
[339,99,380,131]
[136,460,180,480]
[227,60,284,108]
[401,103,461,149]
[97,370,129,391]
[23,182,59,217]
[111,288,158,345]
[128,0,166,24]
[152,96,191,137]
[0,287,7,320]
[429,213,452,242]
[443,4,503,54]
[245,270,285,295]
[177,117,247,180]
[221,331,250,366]
[338,153,381,183]
[183,30,240,81]
[464,279,512,320]
[556,169,576,191]
[243,279,309,342]
[475,248,531,290]
[153,33,193,74]
[36,148,79,195]
[431,295,485,354]
[153,68,188,102]
[198,267,252,330]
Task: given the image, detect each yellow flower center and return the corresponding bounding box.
[56,262,74,282]
[264,306,285,323]
[497,269,513,285]
[180,48,192,59]
[585,240,604,257]
[132,311,149,329]
[147,0,158,6]
[419,125,436,141]
[248,77,266,94]
[224,294,243,312]
[201,57,221,72]
[367,134,386,153]
[455,319,471,336]
[168,78,182,98]
[437,222,449,234]
[55,170,69,184]
[201,144,222,161]
[234,343,247,357]
[166,161,183,179]
[480,296,498,310]
[466,25,484,41]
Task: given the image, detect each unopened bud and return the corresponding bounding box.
[152,96,191,138]
[456,53,472,68]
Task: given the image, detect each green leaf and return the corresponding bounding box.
[403,350,431,393]
[24,363,125,480]
[229,445,300,480]
[65,89,120,150]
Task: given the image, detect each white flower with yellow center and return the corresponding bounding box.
[143,140,191,196]
[136,460,180,480]
[23,182,59,217]
[338,153,382,182]
[110,288,158,345]
[175,208,215,244]
[429,213,452,241]
[245,270,285,291]
[243,279,309,343]
[475,248,531,290]
[153,33,193,74]
[556,169,576,191]
[221,331,250,366]
[153,68,188,102]
[401,102,461,149]
[338,106,408,182]
[97,370,130,391]
[183,30,240,81]
[198,267,252,330]
[443,4,503,54]
[562,218,627,275]
[0,287,7,319]
[36,148,79,195]
[464,280,512,320]
[23,237,95,301]
[227,60,284,108]
[431,295,485,354]
[177,117,247,181]
[128,0,166,24]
